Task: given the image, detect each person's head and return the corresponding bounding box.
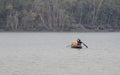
[77,38,81,41]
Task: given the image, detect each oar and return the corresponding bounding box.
[82,42,88,48]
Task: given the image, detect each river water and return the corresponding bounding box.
[0,32,120,75]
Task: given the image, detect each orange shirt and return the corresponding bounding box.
[71,41,78,46]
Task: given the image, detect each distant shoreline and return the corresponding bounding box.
[0,30,120,33]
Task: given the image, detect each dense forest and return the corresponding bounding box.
[0,0,120,32]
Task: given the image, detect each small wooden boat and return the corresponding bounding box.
[71,45,82,49]
[71,41,82,49]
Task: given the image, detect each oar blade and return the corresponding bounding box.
[83,43,88,48]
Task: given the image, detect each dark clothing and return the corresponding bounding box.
[77,39,82,45]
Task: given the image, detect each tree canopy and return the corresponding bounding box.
[0,0,120,31]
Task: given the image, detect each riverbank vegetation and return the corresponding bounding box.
[0,0,120,31]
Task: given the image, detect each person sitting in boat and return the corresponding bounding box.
[71,38,88,48]
[77,38,82,45]
[71,39,82,48]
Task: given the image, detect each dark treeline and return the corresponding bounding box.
[0,0,120,31]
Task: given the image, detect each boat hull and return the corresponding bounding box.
[71,45,82,49]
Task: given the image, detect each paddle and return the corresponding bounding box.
[82,42,88,48]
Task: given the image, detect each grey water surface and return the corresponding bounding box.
[0,32,120,75]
